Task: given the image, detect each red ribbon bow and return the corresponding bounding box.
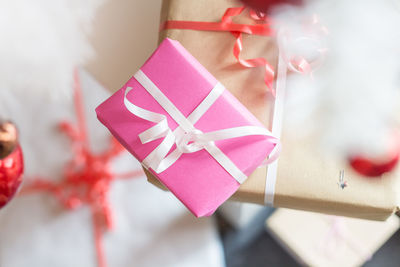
[21,70,143,267]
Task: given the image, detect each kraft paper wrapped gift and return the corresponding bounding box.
[144,0,400,220]
[96,38,277,217]
[266,209,400,267]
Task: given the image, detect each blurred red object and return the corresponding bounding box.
[20,71,142,267]
[349,134,400,177]
[0,121,23,209]
[349,152,399,177]
[240,0,304,13]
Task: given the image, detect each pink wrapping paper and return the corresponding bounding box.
[96,38,275,217]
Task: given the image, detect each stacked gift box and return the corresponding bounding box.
[266,209,400,266]
[144,0,400,220]
[89,0,400,220]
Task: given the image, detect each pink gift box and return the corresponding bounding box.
[96,38,275,217]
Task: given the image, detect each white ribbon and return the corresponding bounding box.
[264,52,287,205]
[124,70,279,184]
[264,23,327,205]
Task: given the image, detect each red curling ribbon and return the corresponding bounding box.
[20,70,143,267]
[161,6,276,95]
[277,14,328,77]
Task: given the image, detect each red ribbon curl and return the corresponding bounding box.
[162,6,276,95]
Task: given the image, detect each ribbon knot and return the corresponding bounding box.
[176,129,207,153]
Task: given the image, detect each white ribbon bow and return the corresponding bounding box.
[124,70,279,184]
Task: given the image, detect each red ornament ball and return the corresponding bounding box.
[240,0,304,13]
[0,145,23,208]
[0,121,24,209]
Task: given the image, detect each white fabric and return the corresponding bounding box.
[126,70,278,184]
[0,70,225,267]
[0,0,104,97]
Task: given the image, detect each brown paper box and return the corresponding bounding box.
[147,0,400,220]
[266,209,400,267]
[87,0,400,220]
